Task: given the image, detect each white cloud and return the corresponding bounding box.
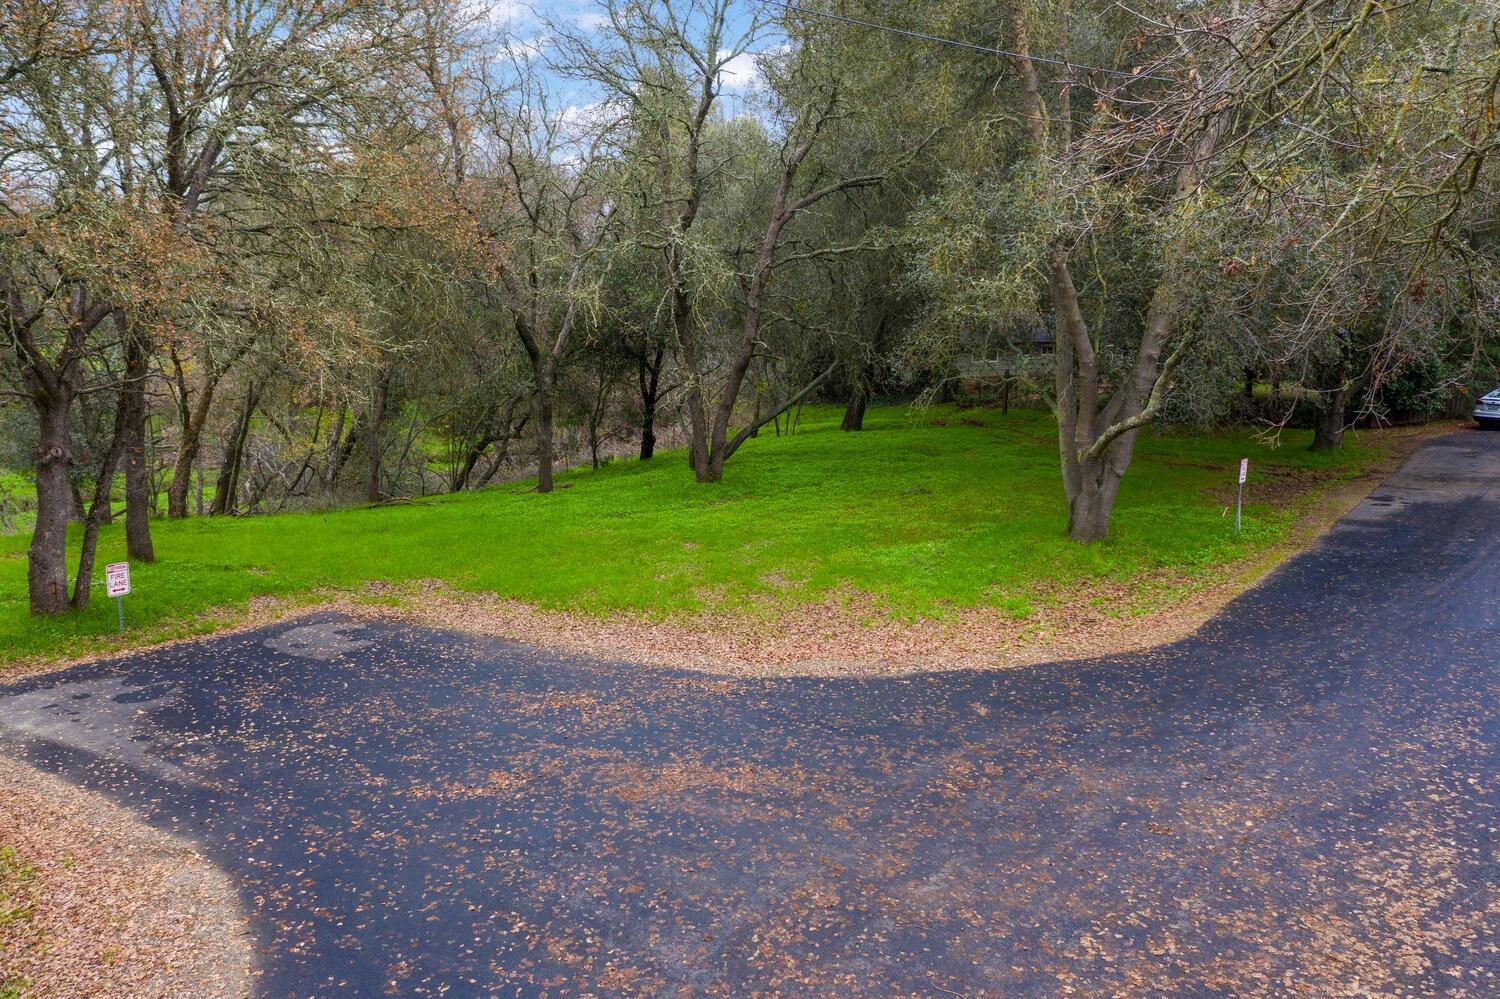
[557,99,607,132]
[558,97,626,142]
[460,0,528,29]
[488,0,527,24]
[717,49,762,91]
[500,33,549,62]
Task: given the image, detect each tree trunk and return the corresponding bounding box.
[683,380,712,481]
[703,442,726,483]
[1007,6,1216,547]
[122,322,155,562]
[452,402,525,492]
[451,436,494,493]
[29,389,75,615]
[246,460,270,514]
[704,361,838,482]
[167,372,217,518]
[323,405,346,492]
[211,381,261,515]
[638,343,664,461]
[71,384,130,611]
[1065,438,1134,543]
[474,415,529,488]
[588,372,613,471]
[683,106,878,483]
[639,405,658,461]
[1067,479,1114,544]
[333,418,363,483]
[535,386,556,493]
[698,263,775,483]
[70,515,104,612]
[841,384,867,431]
[387,413,424,496]
[1311,387,1348,451]
[366,377,388,503]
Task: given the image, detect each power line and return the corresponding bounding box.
[762,1,1174,83]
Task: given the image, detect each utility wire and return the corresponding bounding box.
[762,1,1175,83]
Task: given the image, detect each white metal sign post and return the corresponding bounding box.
[1235,459,1249,534]
[105,562,130,633]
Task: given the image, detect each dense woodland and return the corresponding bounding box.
[3,0,1498,615]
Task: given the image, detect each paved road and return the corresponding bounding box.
[3,433,1497,998]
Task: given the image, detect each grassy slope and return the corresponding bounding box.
[1,406,1378,667]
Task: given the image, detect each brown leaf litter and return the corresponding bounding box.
[0,754,253,998]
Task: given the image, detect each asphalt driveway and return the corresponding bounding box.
[3,432,1497,997]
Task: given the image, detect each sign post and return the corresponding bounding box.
[105,562,131,633]
[1235,459,1249,535]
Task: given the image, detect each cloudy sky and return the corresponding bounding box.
[482,0,779,106]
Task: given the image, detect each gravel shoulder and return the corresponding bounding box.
[0,755,254,999]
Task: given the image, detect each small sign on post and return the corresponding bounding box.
[105,562,130,633]
[1235,459,1249,534]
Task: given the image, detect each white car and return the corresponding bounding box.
[1477,388,1500,430]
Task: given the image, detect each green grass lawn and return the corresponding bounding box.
[1,406,1381,668]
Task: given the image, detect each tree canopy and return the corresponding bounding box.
[4,0,1497,612]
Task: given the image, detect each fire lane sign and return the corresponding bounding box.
[1234,459,1249,535]
[106,562,131,598]
[106,562,130,633]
